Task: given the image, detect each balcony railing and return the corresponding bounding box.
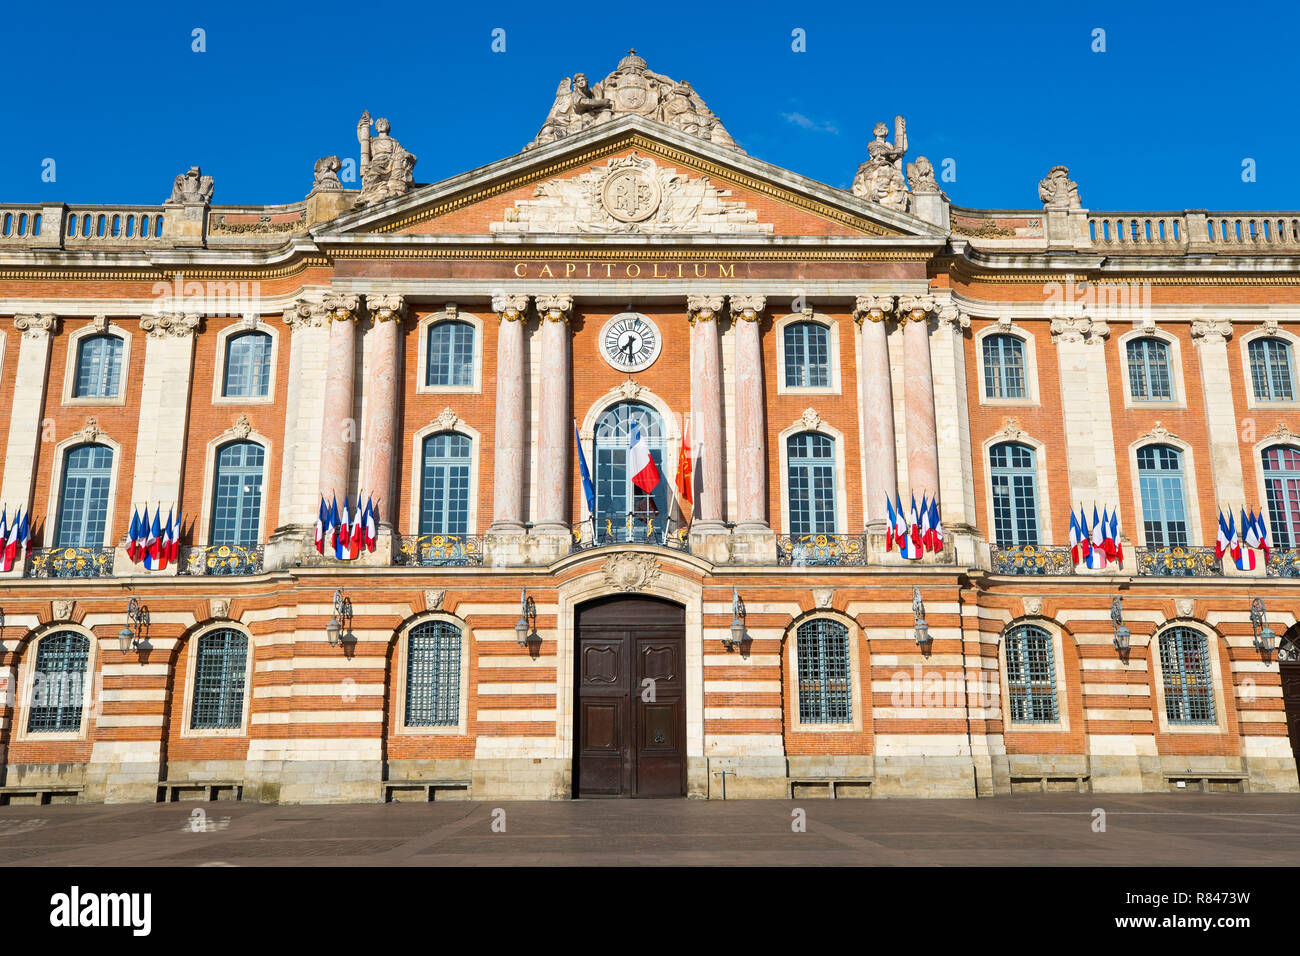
[777,533,868,567]
[25,547,115,578]
[179,544,264,576]
[1136,546,1222,577]
[571,514,690,554]
[393,534,483,567]
[990,544,1074,575]
[1267,549,1300,578]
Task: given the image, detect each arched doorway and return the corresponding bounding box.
[573,595,685,798]
[1279,624,1300,785]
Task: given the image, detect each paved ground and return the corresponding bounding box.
[1,793,1298,866]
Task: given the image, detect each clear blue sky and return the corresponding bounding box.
[4,0,1297,211]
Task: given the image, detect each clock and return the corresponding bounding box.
[599,312,662,372]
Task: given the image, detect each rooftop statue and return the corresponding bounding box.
[526,50,741,152]
[165,166,214,204]
[355,111,418,208]
[851,118,910,211]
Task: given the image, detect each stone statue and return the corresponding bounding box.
[1038,165,1082,209]
[526,50,741,152]
[355,111,418,208]
[310,155,343,194]
[907,156,939,195]
[166,166,214,204]
[851,119,909,211]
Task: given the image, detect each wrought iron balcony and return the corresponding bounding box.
[1267,549,1300,578]
[393,534,483,567]
[1136,546,1222,577]
[179,544,264,576]
[571,514,690,553]
[777,533,868,567]
[990,544,1074,575]
[25,546,114,578]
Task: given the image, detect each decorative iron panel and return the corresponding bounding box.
[796,619,852,724]
[190,629,248,729]
[405,621,461,727]
[27,631,90,733]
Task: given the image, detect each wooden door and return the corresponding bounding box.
[574,596,686,798]
[1280,659,1300,780]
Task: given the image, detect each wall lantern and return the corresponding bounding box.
[515,589,537,646]
[724,588,747,651]
[1111,596,1130,654]
[118,597,150,654]
[912,588,930,647]
[1251,598,1276,657]
[326,589,353,647]
[0,606,5,651]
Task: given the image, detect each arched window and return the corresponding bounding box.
[1158,627,1215,724]
[426,321,475,387]
[795,619,852,724]
[1137,444,1189,548]
[27,631,90,733]
[190,628,248,730]
[404,620,462,727]
[989,441,1039,547]
[594,402,668,529]
[783,322,830,388]
[1126,337,1173,400]
[1004,624,1057,723]
[56,444,113,547]
[982,334,1026,399]
[1263,445,1300,550]
[786,432,836,535]
[1248,338,1296,401]
[222,331,272,398]
[211,442,265,547]
[73,334,124,399]
[419,433,472,535]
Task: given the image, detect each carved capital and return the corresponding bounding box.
[687,294,724,325]
[365,293,407,323]
[897,294,936,323]
[492,294,530,321]
[1190,319,1232,343]
[14,313,57,339]
[728,295,766,321]
[852,295,895,324]
[1049,315,1108,344]
[283,300,328,330]
[321,293,361,322]
[140,313,201,338]
[535,294,573,323]
[936,303,971,333]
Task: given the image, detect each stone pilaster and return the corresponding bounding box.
[1190,319,1245,505]
[854,295,897,531]
[0,314,56,577]
[931,303,982,563]
[729,295,776,564]
[484,294,531,567]
[899,295,939,501]
[358,293,406,564]
[688,295,729,562]
[531,294,574,562]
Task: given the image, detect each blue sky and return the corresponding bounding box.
[4,0,1297,211]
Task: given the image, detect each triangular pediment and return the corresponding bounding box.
[313,116,947,247]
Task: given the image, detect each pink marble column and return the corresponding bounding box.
[490,294,529,531]
[534,294,573,530]
[689,295,725,527]
[731,295,767,528]
[360,294,405,527]
[317,293,361,505]
[855,295,898,529]
[900,295,939,501]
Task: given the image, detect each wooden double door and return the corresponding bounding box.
[574,596,686,798]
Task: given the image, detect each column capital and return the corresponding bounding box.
[13,313,58,339]
[1190,318,1232,343]
[283,299,328,330]
[139,313,201,338]
[1049,315,1109,344]
[321,292,362,322]
[535,293,574,323]
[897,294,937,323]
[365,293,407,322]
[852,295,895,324]
[492,293,530,321]
[687,294,724,324]
[728,295,766,320]
[936,303,971,333]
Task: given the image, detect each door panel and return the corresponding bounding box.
[575,597,685,798]
[1280,661,1300,779]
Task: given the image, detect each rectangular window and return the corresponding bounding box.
[426,322,475,388]
[796,620,852,724]
[190,630,248,730]
[783,323,830,389]
[982,335,1026,399]
[1250,339,1295,402]
[405,623,461,727]
[1160,629,1216,724]
[73,335,124,399]
[1005,627,1058,723]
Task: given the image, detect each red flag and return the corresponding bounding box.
[674,419,693,523]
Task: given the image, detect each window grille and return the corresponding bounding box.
[190,629,248,729]
[1005,625,1058,722]
[1159,627,1216,724]
[796,619,852,724]
[1137,444,1188,548]
[405,620,461,727]
[1126,337,1173,400]
[27,632,90,733]
[1249,338,1295,402]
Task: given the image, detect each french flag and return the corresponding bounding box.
[126,508,141,562]
[1231,509,1255,570]
[898,504,918,560]
[1257,508,1272,559]
[928,496,943,553]
[1215,509,1231,560]
[1089,505,1105,564]
[629,422,662,499]
[1109,509,1123,562]
[349,494,365,560]
[335,496,351,560]
[893,493,908,552]
[364,497,377,552]
[17,508,29,559]
[1069,508,1083,565]
[2,508,18,572]
[919,494,933,553]
[167,510,182,564]
[142,509,162,571]
[314,497,328,554]
[884,494,897,551]
[908,493,923,556]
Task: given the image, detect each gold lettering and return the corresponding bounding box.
[513,262,527,277]
[717,264,735,278]
[605,263,614,278]
[694,263,707,278]
[586,262,592,278]
[677,263,684,278]
[627,263,641,278]
[565,263,576,277]
[540,264,554,277]
[653,263,665,277]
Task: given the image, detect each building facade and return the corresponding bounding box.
[1,52,1299,804]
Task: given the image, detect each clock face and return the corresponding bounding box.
[599,313,662,371]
